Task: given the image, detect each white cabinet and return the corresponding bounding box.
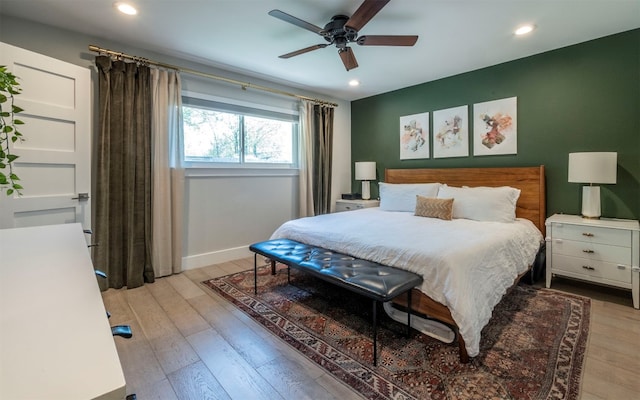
[545,214,639,309]
[335,199,380,212]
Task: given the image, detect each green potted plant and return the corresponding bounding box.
[0,66,24,195]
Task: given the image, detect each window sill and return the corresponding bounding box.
[185,167,299,178]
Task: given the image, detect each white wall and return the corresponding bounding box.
[0,15,352,269]
[183,173,298,268]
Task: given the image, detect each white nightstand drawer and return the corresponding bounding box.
[552,254,632,284]
[551,223,631,247]
[550,239,630,265]
[335,199,380,212]
[335,202,361,212]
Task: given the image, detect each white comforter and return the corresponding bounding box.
[270,207,543,357]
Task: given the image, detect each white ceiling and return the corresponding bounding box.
[1,0,639,101]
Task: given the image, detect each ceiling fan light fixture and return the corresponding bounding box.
[515,24,534,36]
[115,2,138,16]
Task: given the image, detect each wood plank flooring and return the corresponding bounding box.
[102,259,640,400]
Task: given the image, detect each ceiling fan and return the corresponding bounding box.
[269,0,418,71]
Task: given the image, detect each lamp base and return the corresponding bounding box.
[361,181,371,200]
[581,186,601,219]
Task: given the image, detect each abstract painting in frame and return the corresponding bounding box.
[473,97,517,156]
[400,112,429,160]
[433,105,469,158]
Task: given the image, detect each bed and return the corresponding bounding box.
[271,166,546,362]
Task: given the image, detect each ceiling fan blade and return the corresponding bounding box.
[338,47,359,71]
[279,44,328,59]
[357,35,418,46]
[345,0,390,33]
[268,9,325,35]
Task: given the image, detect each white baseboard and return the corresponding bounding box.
[182,246,253,271]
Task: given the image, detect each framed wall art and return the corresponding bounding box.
[473,97,517,156]
[399,112,429,160]
[433,105,468,158]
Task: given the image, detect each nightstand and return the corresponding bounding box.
[545,214,639,309]
[335,199,380,212]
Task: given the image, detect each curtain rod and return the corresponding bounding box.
[88,44,338,108]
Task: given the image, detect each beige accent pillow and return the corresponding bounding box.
[414,196,454,220]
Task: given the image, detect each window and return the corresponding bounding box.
[182,96,298,168]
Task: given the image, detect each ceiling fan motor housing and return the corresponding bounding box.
[322,15,358,47]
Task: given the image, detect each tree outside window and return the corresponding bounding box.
[182,103,296,166]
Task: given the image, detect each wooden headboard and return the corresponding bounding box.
[385,166,546,235]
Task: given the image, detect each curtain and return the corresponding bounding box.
[312,103,334,215]
[298,101,315,217]
[94,56,155,289]
[299,100,334,216]
[150,69,184,277]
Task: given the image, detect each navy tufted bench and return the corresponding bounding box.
[249,238,423,366]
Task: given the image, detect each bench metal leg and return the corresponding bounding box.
[407,289,412,338]
[373,290,412,367]
[254,253,258,295]
[372,300,378,367]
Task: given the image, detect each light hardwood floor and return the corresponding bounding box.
[102,258,640,400]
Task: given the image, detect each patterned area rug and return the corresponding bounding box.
[203,265,590,400]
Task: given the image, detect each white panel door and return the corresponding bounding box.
[0,42,91,231]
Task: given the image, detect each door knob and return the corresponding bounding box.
[72,192,90,201]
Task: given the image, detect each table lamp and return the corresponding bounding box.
[568,152,617,219]
[355,161,376,200]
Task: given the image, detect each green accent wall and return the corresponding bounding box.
[351,29,640,220]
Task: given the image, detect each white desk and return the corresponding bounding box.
[0,223,126,399]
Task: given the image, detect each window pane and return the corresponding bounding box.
[244,116,293,164]
[181,95,298,168]
[183,106,240,162]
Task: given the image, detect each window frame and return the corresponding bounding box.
[181,92,299,172]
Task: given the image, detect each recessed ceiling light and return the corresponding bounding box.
[515,25,534,36]
[348,79,360,87]
[115,2,138,15]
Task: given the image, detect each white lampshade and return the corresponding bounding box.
[355,161,376,200]
[568,152,617,184]
[568,152,617,219]
[355,161,376,181]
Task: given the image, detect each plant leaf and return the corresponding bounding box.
[6,189,13,196]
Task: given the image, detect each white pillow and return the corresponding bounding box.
[379,182,441,212]
[436,185,521,222]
